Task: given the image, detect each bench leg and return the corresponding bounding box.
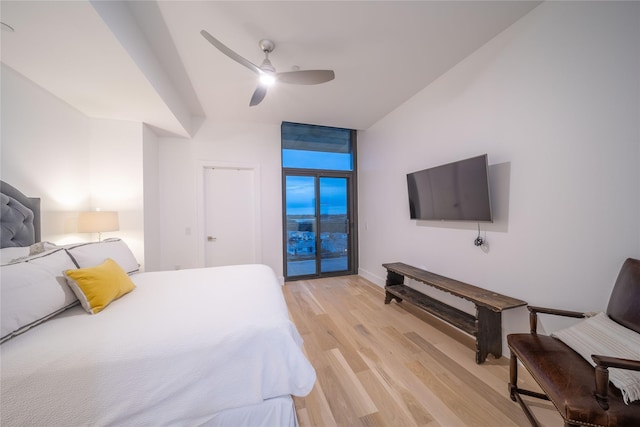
[384,291,402,304]
[384,269,405,304]
[385,270,404,286]
[476,306,502,363]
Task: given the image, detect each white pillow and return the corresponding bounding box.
[65,238,139,274]
[0,247,29,265]
[28,241,58,256]
[1,248,79,343]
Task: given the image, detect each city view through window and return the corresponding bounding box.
[286,176,348,276]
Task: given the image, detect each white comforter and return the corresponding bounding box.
[1,264,316,426]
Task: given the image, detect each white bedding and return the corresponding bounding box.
[1,264,316,426]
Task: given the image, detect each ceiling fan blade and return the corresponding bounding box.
[276,70,335,85]
[249,85,268,106]
[200,30,263,75]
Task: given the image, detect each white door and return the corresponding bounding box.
[204,167,256,267]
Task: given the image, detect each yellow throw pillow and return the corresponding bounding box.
[64,258,135,314]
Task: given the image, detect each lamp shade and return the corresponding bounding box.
[78,211,119,233]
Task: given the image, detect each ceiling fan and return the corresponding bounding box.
[200,30,335,106]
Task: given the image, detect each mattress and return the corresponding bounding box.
[1,264,316,426]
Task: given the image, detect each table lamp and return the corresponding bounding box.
[78,211,119,242]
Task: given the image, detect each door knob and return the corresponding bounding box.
[207,236,217,242]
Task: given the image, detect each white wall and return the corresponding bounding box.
[1,64,91,243]
[1,64,146,265]
[88,119,145,268]
[156,120,283,276]
[143,125,162,271]
[358,1,640,350]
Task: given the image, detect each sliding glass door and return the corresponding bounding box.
[284,173,352,279]
[319,177,349,273]
[285,175,317,277]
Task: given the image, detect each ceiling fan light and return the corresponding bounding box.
[259,74,276,86]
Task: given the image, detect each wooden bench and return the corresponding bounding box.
[383,262,527,363]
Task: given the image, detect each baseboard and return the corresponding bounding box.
[358,267,385,288]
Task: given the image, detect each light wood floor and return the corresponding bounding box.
[283,275,563,427]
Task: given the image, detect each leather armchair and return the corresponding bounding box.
[507,258,640,427]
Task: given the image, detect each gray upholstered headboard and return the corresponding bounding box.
[1,181,41,248]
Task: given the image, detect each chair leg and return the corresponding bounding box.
[509,352,519,401]
[508,351,544,427]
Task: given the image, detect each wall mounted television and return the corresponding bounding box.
[406,154,493,222]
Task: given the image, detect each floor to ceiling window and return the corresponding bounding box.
[282,122,357,280]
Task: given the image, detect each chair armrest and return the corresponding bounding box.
[527,305,588,333]
[591,354,640,410]
[592,354,640,371]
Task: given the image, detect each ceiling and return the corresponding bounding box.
[0,1,541,137]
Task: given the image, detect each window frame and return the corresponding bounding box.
[281,122,358,281]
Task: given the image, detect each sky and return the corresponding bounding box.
[286,176,347,216]
[282,149,351,171]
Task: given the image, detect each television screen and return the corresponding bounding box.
[407,154,492,222]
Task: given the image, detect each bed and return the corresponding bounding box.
[0,181,316,426]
